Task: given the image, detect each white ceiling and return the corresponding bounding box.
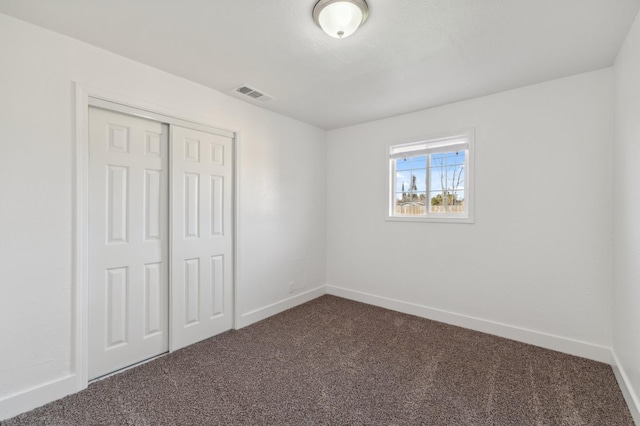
[1,0,638,129]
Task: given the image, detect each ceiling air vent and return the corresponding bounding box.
[233,85,274,102]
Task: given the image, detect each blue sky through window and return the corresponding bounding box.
[395,151,465,205]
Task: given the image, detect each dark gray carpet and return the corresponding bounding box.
[2,295,633,425]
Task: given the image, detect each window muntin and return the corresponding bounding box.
[389,131,473,222]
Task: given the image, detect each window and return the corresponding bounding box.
[388,129,474,223]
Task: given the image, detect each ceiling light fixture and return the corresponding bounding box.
[313,0,369,39]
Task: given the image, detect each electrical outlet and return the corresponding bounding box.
[288,282,294,294]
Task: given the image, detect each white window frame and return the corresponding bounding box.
[386,129,475,224]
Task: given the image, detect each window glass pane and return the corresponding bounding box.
[429,191,465,213]
[396,158,412,171]
[447,150,465,166]
[395,155,427,171]
[429,167,443,192]
[427,149,466,214]
[394,153,427,212]
[413,169,426,191]
[429,152,465,191]
[396,171,413,193]
[452,190,465,206]
[411,155,427,170]
[395,191,426,216]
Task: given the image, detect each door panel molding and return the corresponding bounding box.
[74,82,239,392]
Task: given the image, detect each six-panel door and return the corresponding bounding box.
[170,125,234,350]
[88,107,169,380]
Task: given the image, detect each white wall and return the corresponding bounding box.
[326,69,614,358]
[613,9,640,418]
[0,13,326,414]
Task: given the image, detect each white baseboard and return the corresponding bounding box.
[326,285,612,364]
[236,285,327,329]
[611,350,640,424]
[0,374,76,421]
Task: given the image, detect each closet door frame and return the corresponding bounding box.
[73,83,241,392]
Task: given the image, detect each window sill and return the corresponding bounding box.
[385,215,474,224]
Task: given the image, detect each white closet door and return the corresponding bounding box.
[171,125,233,350]
[88,107,169,379]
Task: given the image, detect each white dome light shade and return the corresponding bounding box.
[318,2,362,38]
[313,0,369,39]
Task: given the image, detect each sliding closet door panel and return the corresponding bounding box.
[88,107,169,380]
[171,125,233,350]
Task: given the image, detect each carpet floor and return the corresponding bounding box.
[2,295,633,425]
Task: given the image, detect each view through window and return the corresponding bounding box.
[389,131,473,222]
